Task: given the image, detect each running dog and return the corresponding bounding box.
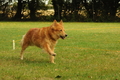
[20,20,67,63]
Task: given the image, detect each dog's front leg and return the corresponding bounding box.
[50,55,55,63]
[43,44,56,63]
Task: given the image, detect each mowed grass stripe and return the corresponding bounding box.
[0,22,120,80]
[67,26,120,31]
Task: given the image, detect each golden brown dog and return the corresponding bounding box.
[20,20,67,63]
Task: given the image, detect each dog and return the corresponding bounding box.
[20,20,67,63]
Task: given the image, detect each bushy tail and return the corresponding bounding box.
[21,35,25,46]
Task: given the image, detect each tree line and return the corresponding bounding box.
[0,0,120,22]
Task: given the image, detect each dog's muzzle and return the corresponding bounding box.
[60,34,67,39]
[65,34,67,37]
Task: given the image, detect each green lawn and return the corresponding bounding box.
[0,22,120,80]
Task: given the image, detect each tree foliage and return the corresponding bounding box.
[52,0,120,21]
[14,0,46,20]
[0,0,120,21]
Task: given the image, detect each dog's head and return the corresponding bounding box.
[51,20,67,39]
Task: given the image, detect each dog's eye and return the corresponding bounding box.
[60,30,62,31]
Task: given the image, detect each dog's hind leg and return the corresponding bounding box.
[20,44,28,60]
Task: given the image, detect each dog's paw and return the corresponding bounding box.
[20,56,23,60]
[50,61,56,64]
[51,53,56,56]
[20,58,23,60]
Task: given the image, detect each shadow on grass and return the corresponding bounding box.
[22,58,50,64]
[0,54,52,66]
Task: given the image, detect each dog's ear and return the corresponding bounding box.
[51,20,57,30]
[53,20,57,25]
[52,20,58,27]
[60,20,63,25]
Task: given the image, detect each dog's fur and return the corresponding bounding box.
[20,20,67,63]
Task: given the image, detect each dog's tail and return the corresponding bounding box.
[21,35,25,46]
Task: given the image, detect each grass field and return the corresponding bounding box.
[0,22,120,80]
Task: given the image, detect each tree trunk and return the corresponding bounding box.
[83,0,93,19]
[52,0,64,21]
[14,0,22,20]
[28,0,37,20]
[101,0,119,20]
